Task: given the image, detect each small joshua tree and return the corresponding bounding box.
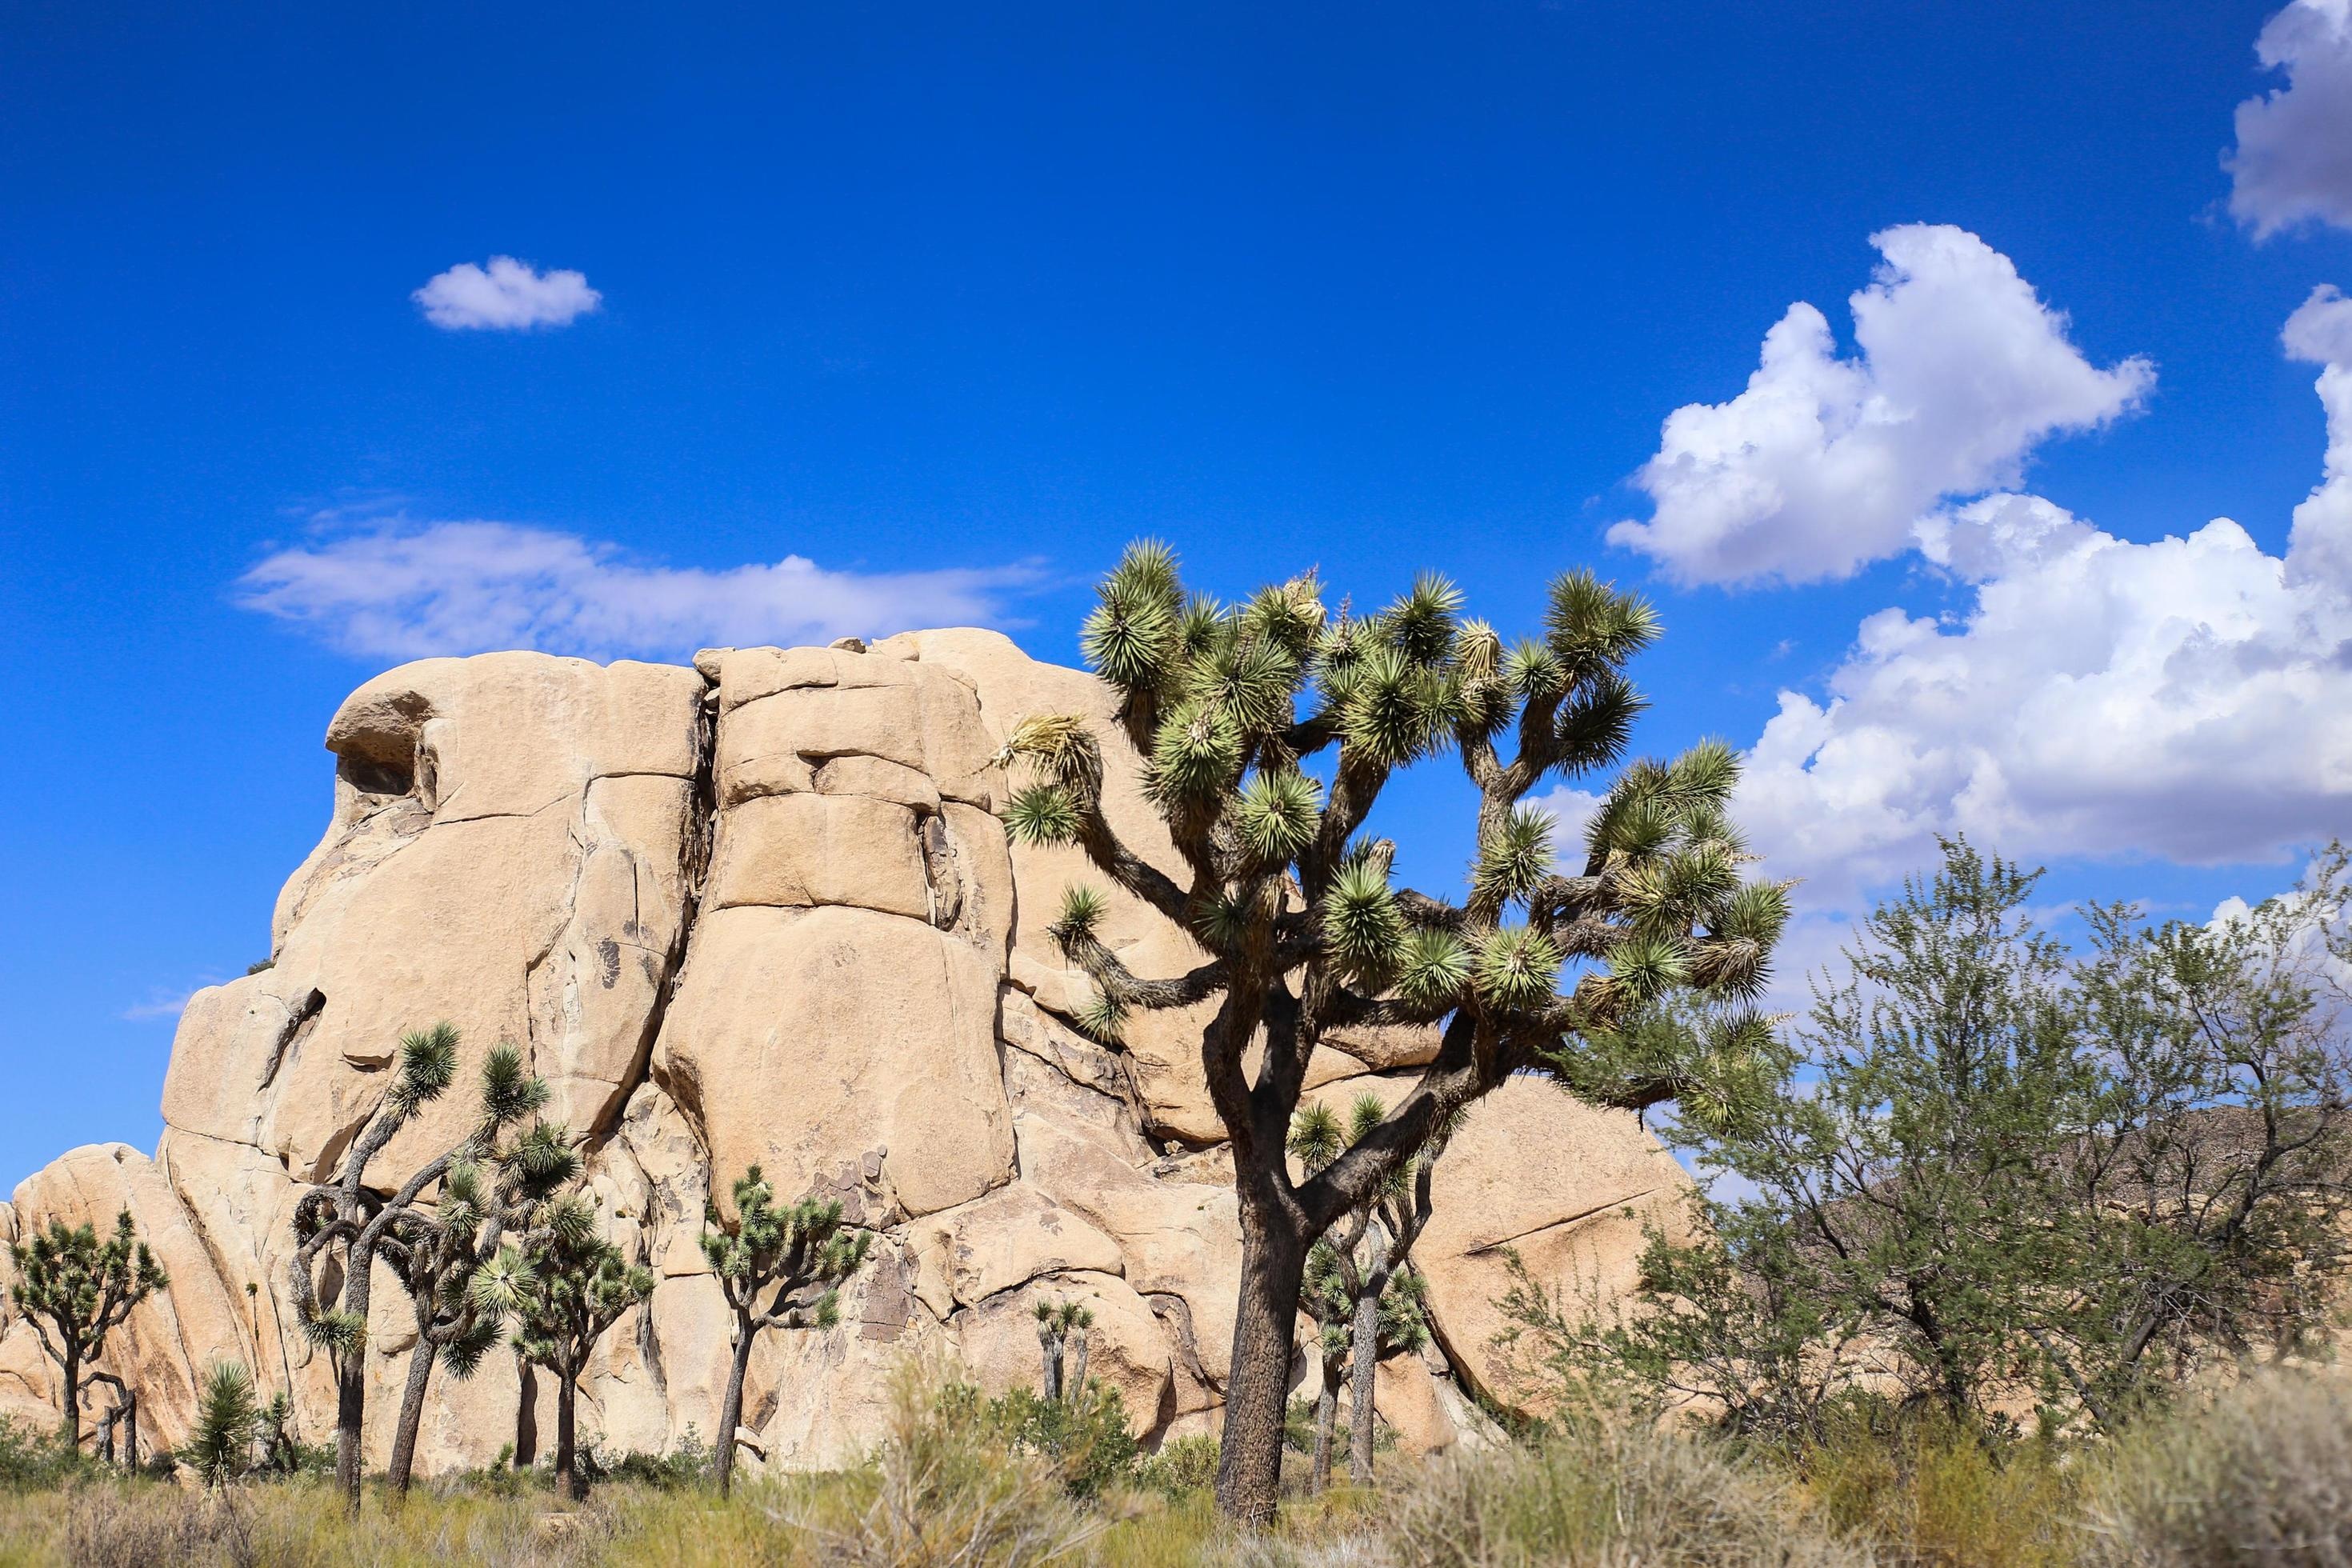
[474,1191,654,1501]
[999,544,1788,1519]
[1290,1095,1446,1484]
[1033,1298,1095,1404]
[286,1026,550,1510]
[698,1165,870,1495]
[7,1208,167,1449]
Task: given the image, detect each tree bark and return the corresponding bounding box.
[334,1245,376,1511]
[122,1390,137,1471]
[1310,1351,1342,1493]
[386,1342,436,1497]
[1066,1329,1090,1404]
[513,1359,538,1468]
[1039,1329,1062,1402]
[1348,1285,1381,1483]
[1213,1207,1308,1527]
[554,1371,582,1502]
[58,1350,79,1448]
[715,1322,753,1497]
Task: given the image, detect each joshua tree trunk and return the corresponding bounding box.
[1213,1205,1308,1527]
[1066,1326,1090,1402]
[554,1369,583,1502]
[1348,1278,1382,1483]
[1310,1347,1342,1492]
[513,1359,538,1468]
[1038,1329,1062,1402]
[120,1390,137,1470]
[386,1342,436,1497]
[57,1350,81,1448]
[715,1317,754,1497]
[331,1228,383,1510]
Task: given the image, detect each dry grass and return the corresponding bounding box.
[2080,1373,2352,1568]
[2,1374,2347,1566]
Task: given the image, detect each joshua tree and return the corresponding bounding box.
[286,1026,550,1510]
[698,1165,870,1495]
[377,1110,578,1498]
[474,1191,654,1501]
[1033,1298,1094,1403]
[1290,1095,1447,1483]
[6,1208,168,1449]
[998,544,1787,1520]
[1298,1243,1426,1490]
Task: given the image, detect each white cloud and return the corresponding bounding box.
[2286,285,2352,584]
[2227,1,2352,238]
[1730,290,2352,914]
[1607,225,2153,586]
[237,520,1046,661]
[413,257,602,330]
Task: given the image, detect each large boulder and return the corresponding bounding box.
[7,634,1691,1474]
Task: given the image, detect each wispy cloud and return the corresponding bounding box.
[121,982,217,1022]
[414,257,602,330]
[236,518,1048,661]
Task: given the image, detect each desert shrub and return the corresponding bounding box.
[582,1426,714,1490]
[1135,1434,1222,1498]
[1802,1410,2078,1568]
[0,1416,88,1491]
[778,1363,1106,1565]
[1382,1420,1871,1568]
[2082,1373,2352,1567]
[978,1382,1138,1500]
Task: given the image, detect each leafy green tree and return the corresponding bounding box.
[474,1191,654,1501]
[698,1165,870,1494]
[6,1209,167,1448]
[185,1362,258,1486]
[286,1026,550,1510]
[2047,842,2352,1422]
[997,543,1787,1519]
[1520,839,2352,1443]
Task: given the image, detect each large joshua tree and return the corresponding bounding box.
[698,1165,870,1496]
[998,543,1788,1521]
[287,1026,549,1510]
[6,1209,167,1449]
[474,1192,654,1501]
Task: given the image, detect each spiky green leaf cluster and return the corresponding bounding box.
[1475,926,1562,1010]
[185,1362,258,1486]
[1323,861,1406,982]
[386,1022,461,1121]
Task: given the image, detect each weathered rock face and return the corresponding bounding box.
[0,633,1690,1472]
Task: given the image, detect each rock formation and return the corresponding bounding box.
[0,633,1692,1474]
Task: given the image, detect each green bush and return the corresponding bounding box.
[1134,1434,1219,1498]
[582,1426,713,1490]
[975,1382,1138,1501]
[0,1418,86,1492]
[2083,1373,2352,1566]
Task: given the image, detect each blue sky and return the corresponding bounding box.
[5,1,2351,1187]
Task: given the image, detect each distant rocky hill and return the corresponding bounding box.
[0,631,1689,1474]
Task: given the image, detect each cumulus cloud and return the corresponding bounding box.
[1729,290,2352,914]
[2227,0,2352,238]
[413,257,602,330]
[2285,285,2352,583]
[1607,225,2153,586]
[237,520,1046,661]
